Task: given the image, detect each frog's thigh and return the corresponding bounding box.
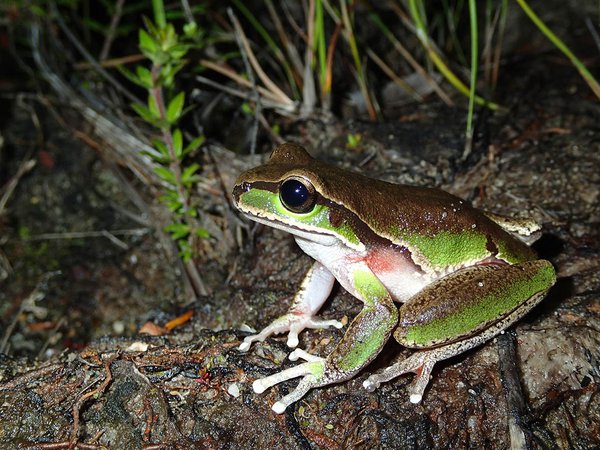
[395,260,556,349]
[363,260,555,402]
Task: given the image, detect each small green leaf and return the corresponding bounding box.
[166,92,185,124]
[142,150,168,164]
[18,225,31,239]
[169,43,190,60]
[151,139,170,158]
[241,102,252,115]
[131,103,155,122]
[139,29,158,58]
[142,17,159,39]
[159,190,182,211]
[183,135,205,156]
[183,22,198,38]
[195,227,209,238]
[119,66,146,89]
[181,163,200,183]
[159,61,186,87]
[346,133,362,149]
[165,222,190,239]
[135,66,153,88]
[154,166,177,184]
[172,129,183,158]
[148,93,161,119]
[178,239,193,262]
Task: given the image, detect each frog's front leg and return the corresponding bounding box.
[364,260,556,403]
[253,266,398,413]
[239,262,343,351]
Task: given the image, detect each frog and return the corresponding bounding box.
[232,142,556,414]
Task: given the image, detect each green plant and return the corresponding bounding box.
[346,132,362,149]
[121,18,207,262]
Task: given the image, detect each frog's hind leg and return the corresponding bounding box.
[363,296,543,403]
[363,260,556,403]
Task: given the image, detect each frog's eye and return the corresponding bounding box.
[279,177,316,213]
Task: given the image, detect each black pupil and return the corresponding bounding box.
[280,179,310,210]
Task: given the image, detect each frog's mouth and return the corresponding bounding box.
[238,208,342,247]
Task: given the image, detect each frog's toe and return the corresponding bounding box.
[310,318,344,330]
[238,332,268,352]
[271,374,319,413]
[285,330,300,348]
[285,317,343,348]
[238,338,254,352]
[362,377,381,392]
[288,348,324,362]
[252,358,327,413]
[362,352,435,403]
[252,362,314,394]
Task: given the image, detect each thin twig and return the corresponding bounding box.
[301,0,317,116]
[99,0,125,61]
[227,8,261,154]
[367,49,423,103]
[23,228,150,242]
[585,17,600,53]
[226,12,295,109]
[198,61,291,108]
[264,0,304,77]
[0,158,36,215]
[180,0,195,24]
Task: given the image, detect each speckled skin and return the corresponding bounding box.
[233,143,556,413]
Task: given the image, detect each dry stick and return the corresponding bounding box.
[491,6,508,90]
[227,12,295,110]
[198,61,287,106]
[75,53,146,70]
[387,3,454,106]
[38,442,101,449]
[24,228,149,241]
[37,316,67,360]
[367,49,423,103]
[586,17,600,52]
[264,0,304,78]
[99,0,125,61]
[301,0,317,116]
[0,159,36,216]
[497,332,532,450]
[227,8,261,155]
[323,21,342,111]
[481,6,502,89]
[180,0,195,24]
